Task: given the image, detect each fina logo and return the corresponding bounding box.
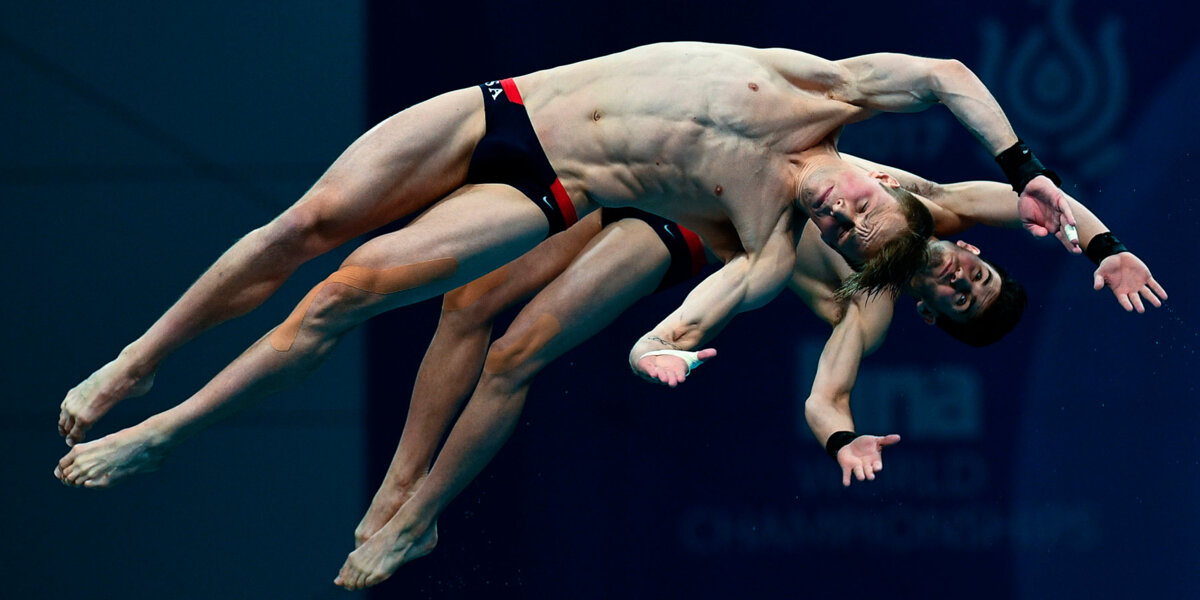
[978,0,1127,182]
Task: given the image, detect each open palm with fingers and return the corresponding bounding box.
[1094,252,1167,313]
[837,434,901,487]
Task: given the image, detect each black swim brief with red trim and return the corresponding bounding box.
[601,207,708,292]
[466,78,577,238]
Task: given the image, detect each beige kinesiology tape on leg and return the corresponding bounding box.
[269,258,458,352]
[443,266,510,311]
[483,313,561,374]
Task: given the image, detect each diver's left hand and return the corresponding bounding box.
[836,434,901,487]
[1094,252,1168,313]
[632,348,717,387]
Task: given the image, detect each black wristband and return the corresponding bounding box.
[1085,232,1129,265]
[825,431,858,459]
[994,140,1061,194]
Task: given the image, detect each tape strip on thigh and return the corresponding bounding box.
[483,313,561,374]
[270,258,458,351]
[443,266,510,311]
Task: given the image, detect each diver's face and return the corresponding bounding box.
[805,169,907,266]
[910,240,1002,324]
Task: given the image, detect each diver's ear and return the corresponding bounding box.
[868,171,901,189]
[955,240,981,255]
[915,300,938,325]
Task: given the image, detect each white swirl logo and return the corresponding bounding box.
[979,0,1126,181]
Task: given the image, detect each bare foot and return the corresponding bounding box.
[353,473,428,547]
[54,425,169,488]
[60,355,156,446]
[335,513,438,590]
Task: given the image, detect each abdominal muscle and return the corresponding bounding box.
[514,42,852,253]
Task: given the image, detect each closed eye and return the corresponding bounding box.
[854,213,874,245]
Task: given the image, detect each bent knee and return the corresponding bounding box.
[441,266,512,326]
[435,305,493,343]
[261,206,326,257]
[267,187,354,254]
[302,279,373,330]
[483,313,562,377]
[269,275,373,351]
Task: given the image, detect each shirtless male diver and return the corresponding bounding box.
[58,42,1076,447]
[53,155,1156,588]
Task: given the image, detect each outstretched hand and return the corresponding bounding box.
[633,348,717,387]
[1094,252,1168,313]
[1019,176,1080,252]
[837,434,901,487]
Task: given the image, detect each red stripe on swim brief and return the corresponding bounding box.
[549,179,577,228]
[500,78,524,105]
[677,225,706,275]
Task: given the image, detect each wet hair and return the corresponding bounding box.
[934,259,1027,347]
[835,186,934,301]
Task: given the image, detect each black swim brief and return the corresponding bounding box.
[466,78,577,237]
[601,207,708,292]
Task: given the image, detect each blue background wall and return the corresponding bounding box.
[5,1,1197,598]
[3,3,367,599]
